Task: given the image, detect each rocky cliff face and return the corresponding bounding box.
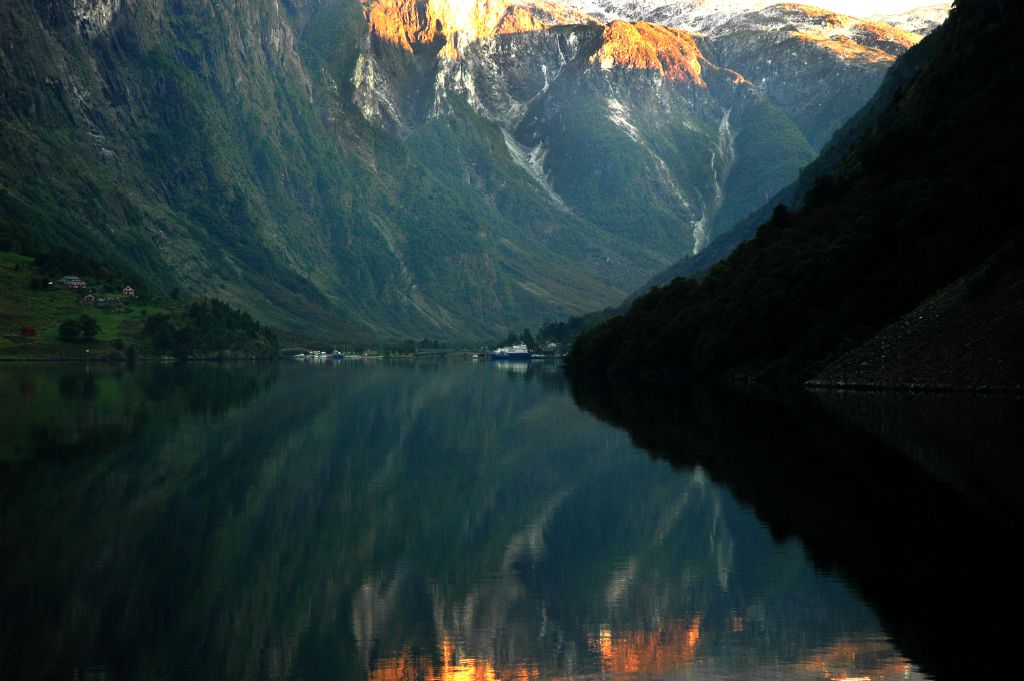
[347,0,935,258]
[354,0,816,250]
[365,0,596,58]
[870,3,951,35]
[704,4,921,147]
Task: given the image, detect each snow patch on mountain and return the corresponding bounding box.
[502,130,570,210]
[564,0,775,29]
[353,52,407,132]
[711,108,734,208]
[606,98,643,142]
[692,109,734,253]
[562,1,951,33]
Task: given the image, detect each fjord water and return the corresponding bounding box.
[0,362,1017,681]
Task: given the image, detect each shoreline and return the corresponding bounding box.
[805,379,1024,396]
[0,355,278,363]
[566,370,1024,398]
[6,358,1021,396]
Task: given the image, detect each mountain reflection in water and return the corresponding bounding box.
[0,362,1013,681]
[571,379,1024,681]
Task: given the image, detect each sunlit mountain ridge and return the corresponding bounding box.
[365,0,598,58]
[563,0,950,33]
[360,0,926,72]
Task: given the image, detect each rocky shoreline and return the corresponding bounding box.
[809,268,1024,394]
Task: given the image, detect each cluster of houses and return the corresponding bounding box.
[53,275,136,312]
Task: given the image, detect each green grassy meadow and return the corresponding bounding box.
[0,251,179,359]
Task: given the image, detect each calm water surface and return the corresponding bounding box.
[0,361,1017,681]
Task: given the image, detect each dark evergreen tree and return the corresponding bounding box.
[58,319,82,342]
[79,315,99,342]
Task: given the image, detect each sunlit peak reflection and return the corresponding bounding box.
[368,637,543,681]
[794,638,925,681]
[364,628,927,681]
[592,616,702,676]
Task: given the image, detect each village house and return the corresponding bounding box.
[539,341,561,356]
[78,294,96,306]
[59,275,87,290]
[122,286,135,297]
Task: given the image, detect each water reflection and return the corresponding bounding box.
[359,628,916,681]
[0,362,278,461]
[592,618,701,676]
[571,380,1024,680]
[812,388,1024,516]
[0,363,989,681]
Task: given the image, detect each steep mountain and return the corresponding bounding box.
[354,0,818,253]
[1,0,926,342]
[0,0,823,342]
[566,0,1024,387]
[2,0,659,341]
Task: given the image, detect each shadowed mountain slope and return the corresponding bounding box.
[567,0,1024,385]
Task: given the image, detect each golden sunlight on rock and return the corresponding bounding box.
[366,0,423,52]
[772,3,921,63]
[590,22,707,86]
[792,32,893,63]
[363,0,597,59]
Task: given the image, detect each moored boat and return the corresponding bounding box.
[490,343,531,361]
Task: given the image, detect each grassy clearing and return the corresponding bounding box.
[0,251,182,358]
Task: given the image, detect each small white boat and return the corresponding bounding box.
[491,344,531,361]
